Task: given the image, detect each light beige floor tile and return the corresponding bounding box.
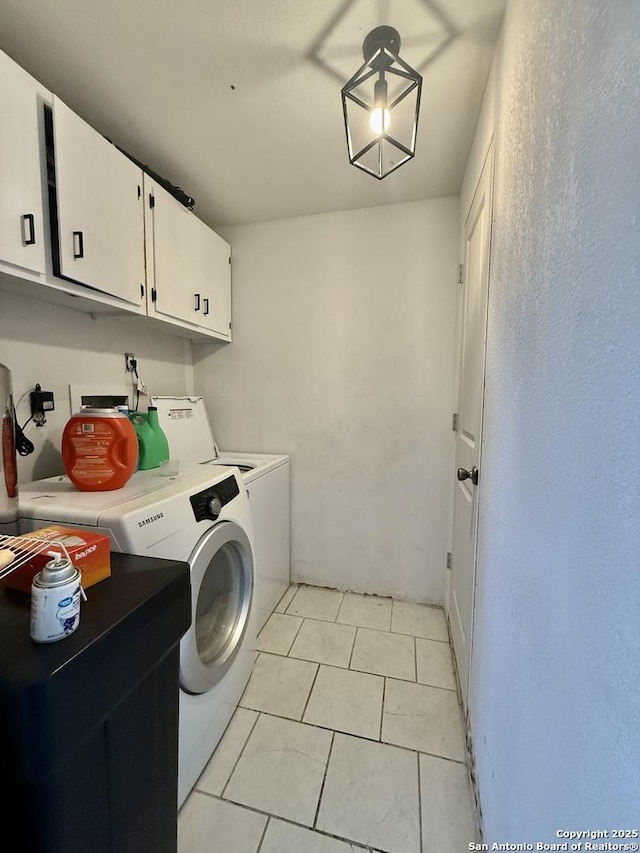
[289,619,356,668]
[196,708,258,796]
[257,612,303,655]
[275,585,298,614]
[420,753,478,849]
[224,715,332,826]
[240,653,318,720]
[336,592,392,631]
[391,601,448,641]
[260,818,367,852]
[350,628,415,681]
[286,586,344,621]
[178,792,266,853]
[382,678,466,762]
[415,637,457,691]
[316,734,420,853]
[303,665,384,740]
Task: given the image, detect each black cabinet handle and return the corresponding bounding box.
[22,214,36,246]
[72,231,84,259]
[203,298,209,316]
[194,293,201,311]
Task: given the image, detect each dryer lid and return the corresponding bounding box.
[151,396,219,463]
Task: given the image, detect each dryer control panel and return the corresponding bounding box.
[189,476,240,522]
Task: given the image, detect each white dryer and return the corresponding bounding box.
[152,395,290,632]
[18,464,257,808]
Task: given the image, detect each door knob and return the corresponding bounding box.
[457,466,479,486]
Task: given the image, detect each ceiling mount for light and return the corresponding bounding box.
[341,25,422,180]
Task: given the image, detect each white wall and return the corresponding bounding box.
[468,0,640,838]
[194,198,459,603]
[0,289,193,483]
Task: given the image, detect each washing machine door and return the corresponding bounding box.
[180,520,254,695]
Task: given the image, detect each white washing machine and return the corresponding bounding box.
[17,464,257,809]
[152,395,290,632]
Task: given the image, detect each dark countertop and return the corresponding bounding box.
[0,552,192,777]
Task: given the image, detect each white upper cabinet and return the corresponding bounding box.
[48,96,145,308]
[0,48,232,342]
[145,177,231,340]
[0,52,46,275]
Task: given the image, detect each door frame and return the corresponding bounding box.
[447,137,495,708]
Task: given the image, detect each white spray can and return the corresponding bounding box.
[30,547,86,643]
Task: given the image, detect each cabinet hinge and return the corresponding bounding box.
[229,321,232,330]
[137,185,141,199]
[228,256,232,265]
[452,413,458,432]
[446,552,452,570]
[151,287,157,302]
[149,194,155,209]
[140,283,144,299]
[458,263,464,285]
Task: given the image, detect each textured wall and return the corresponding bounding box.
[469,0,640,838]
[0,289,192,482]
[194,198,459,603]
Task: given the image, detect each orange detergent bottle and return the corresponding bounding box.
[62,407,138,491]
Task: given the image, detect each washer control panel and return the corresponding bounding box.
[190,475,240,522]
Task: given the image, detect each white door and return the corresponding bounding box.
[449,142,494,706]
[0,54,46,275]
[51,96,145,307]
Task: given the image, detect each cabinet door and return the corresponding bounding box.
[201,229,231,338]
[0,53,46,275]
[50,96,145,308]
[146,179,231,338]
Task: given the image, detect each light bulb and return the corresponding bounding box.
[369,107,391,135]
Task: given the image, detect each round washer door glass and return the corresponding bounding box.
[181,520,254,694]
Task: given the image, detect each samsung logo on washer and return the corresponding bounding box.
[138,512,164,528]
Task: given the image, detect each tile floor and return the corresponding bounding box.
[178,584,478,853]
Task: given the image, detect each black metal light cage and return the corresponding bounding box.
[341,28,422,180]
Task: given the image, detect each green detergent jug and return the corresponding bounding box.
[129,406,170,470]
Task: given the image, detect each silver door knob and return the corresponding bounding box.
[457,466,479,486]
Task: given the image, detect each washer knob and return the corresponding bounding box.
[208,496,222,517]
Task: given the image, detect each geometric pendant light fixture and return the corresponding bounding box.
[341,26,423,179]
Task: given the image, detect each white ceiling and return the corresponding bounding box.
[0,0,505,228]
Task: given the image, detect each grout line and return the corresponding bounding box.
[417,750,424,853]
[256,815,271,853]
[379,677,386,741]
[312,730,335,830]
[335,591,347,624]
[237,705,385,747]
[346,623,357,668]
[269,599,450,639]
[221,706,467,767]
[250,649,456,691]
[348,626,359,669]
[300,662,321,722]
[283,586,300,616]
[333,591,345,622]
[285,614,306,655]
[201,790,370,850]
[413,636,418,683]
[265,606,451,645]
[219,710,261,799]
[384,674,458,695]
